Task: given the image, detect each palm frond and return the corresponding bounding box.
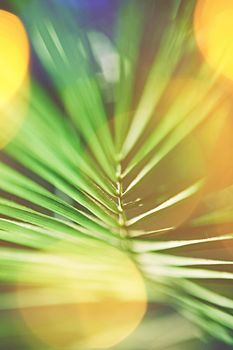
[0,0,233,349]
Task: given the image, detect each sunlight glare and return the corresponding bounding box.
[194,0,233,81]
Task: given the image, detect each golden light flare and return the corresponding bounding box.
[123,76,226,232]
[194,0,233,81]
[0,10,30,148]
[0,10,29,105]
[17,244,147,349]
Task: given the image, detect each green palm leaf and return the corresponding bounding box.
[1,0,233,349]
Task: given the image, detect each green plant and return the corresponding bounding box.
[0,0,232,349]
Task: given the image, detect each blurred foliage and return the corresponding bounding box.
[0,0,232,349]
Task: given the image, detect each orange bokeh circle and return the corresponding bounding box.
[194,0,233,81]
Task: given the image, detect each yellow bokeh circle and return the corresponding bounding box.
[0,10,29,148]
[0,10,29,105]
[194,0,233,81]
[17,243,147,349]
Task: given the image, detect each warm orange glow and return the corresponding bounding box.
[194,0,233,81]
[0,10,29,148]
[17,245,147,349]
[0,10,29,106]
